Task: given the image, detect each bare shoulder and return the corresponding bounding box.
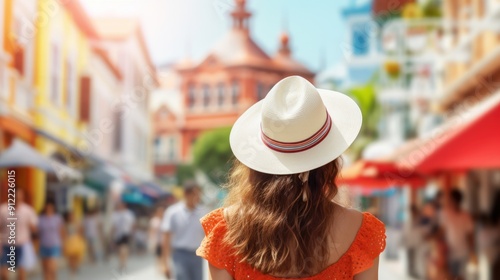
[333,204,364,236]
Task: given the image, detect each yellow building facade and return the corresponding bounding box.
[31,0,97,211]
[0,0,38,207]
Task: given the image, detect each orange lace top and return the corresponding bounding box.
[196,208,386,279]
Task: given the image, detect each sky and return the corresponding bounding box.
[82,0,356,72]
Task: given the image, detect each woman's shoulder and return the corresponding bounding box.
[199,208,226,235]
[334,205,386,254]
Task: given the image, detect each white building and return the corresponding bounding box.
[92,18,158,181]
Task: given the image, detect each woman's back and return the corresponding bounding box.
[197,204,386,279]
[197,76,386,279]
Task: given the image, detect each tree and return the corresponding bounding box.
[346,80,381,159]
[175,164,196,186]
[192,127,234,185]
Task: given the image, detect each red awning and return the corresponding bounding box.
[398,93,500,173]
[338,160,426,188]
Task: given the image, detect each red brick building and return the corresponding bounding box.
[154,0,314,178]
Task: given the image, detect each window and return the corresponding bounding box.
[352,23,369,56]
[65,59,76,115]
[79,76,91,123]
[203,84,210,108]
[154,137,162,163]
[217,83,225,107]
[188,84,196,109]
[50,44,60,104]
[256,82,265,100]
[231,81,239,106]
[168,137,175,161]
[13,46,24,76]
[12,17,24,76]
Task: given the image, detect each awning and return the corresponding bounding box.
[122,184,153,206]
[69,184,99,199]
[83,164,122,193]
[139,182,168,199]
[0,139,82,181]
[338,160,426,188]
[34,128,85,159]
[398,92,500,173]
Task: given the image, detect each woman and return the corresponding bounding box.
[83,208,103,264]
[148,206,164,267]
[196,76,386,279]
[63,212,86,279]
[39,201,64,280]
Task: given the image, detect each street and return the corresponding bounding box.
[24,250,415,280]
[29,254,165,280]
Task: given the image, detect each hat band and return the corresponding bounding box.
[261,113,332,153]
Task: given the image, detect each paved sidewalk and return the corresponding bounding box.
[23,251,414,280]
[28,254,161,280]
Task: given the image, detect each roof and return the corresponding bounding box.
[203,29,273,68]
[92,18,158,85]
[272,52,313,75]
[92,18,140,40]
[92,47,123,80]
[62,0,100,39]
[372,0,415,16]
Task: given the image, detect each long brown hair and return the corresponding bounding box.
[223,158,342,277]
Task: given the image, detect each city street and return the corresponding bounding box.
[25,251,415,280]
[29,254,164,280]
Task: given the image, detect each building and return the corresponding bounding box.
[151,67,182,179]
[92,18,158,182]
[340,0,382,86]
[87,47,123,162]
[27,0,102,212]
[153,0,314,179]
[0,0,38,206]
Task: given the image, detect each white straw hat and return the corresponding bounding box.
[230,76,362,175]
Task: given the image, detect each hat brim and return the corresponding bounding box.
[230,89,362,175]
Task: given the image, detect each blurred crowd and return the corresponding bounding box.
[0,189,171,280]
[0,181,208,280]
[402,189,500,280]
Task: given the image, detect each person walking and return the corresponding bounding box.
[439,188,475,280]
[83,208,103,264]
[402,205,422,278]
[0,188,38,280]
[149,206,164,268]
[38,201,64,280]
[63,211,85,280]
[196,76,386,279]
[161,181,207,280]
[111,201,135,273]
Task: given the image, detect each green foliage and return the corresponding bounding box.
[176,164,196,186]
[346,78,381,159]
[192,127,234,185]
[347,82,378,137]
[423,0,442,18]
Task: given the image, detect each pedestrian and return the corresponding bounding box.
[439,188,475,280]
[148,206,164,268]
[0,188,38,280]
[39,200,64,280]
[196,76,386,279]
[402,204,421,278]
[161,181,207,280]
[83,208,103,264]
[63,211,85,280]
[111,201,135,273]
